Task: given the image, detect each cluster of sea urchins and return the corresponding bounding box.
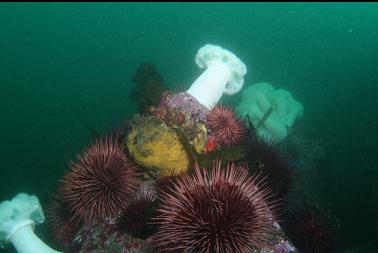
[206,105,247,147]
[151,161,277,253]
[58,136,140,226]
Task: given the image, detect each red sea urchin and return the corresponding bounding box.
[245,134,294,201]
[282,202,339,253]
[61,137,140,224]
[151,161,277,253]
[46,192,78,248]
[206,105,246,146]
[118,190,158,239]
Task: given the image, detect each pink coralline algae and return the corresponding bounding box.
[68,216,153,253]
[158,91,210,123]
[274,240,297,253]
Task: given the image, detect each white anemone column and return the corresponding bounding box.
[8,221,61,253]
[187,44,247,109]
[0,193,62,253]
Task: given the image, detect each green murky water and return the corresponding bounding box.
[1,3,377,252]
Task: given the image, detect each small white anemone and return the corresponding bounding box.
[0,193,61,253]
[187,44,247,109]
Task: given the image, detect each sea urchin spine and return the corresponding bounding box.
[46,192,79,248]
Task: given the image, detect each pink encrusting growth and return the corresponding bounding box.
[151,161,278,253]
[206,105,247,146]
[61,136,141,224]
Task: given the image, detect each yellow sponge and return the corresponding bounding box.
[126,116,190,176]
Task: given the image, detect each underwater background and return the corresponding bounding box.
[0,2,377,252]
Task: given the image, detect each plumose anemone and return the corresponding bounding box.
[237,82,304,142]
[187,44,247,109]
[0,193,61,253]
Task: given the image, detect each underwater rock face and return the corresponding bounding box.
[68,216,154,253]
[153,91,211,154]
[126,115,190,176]
[159,92,210,123]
